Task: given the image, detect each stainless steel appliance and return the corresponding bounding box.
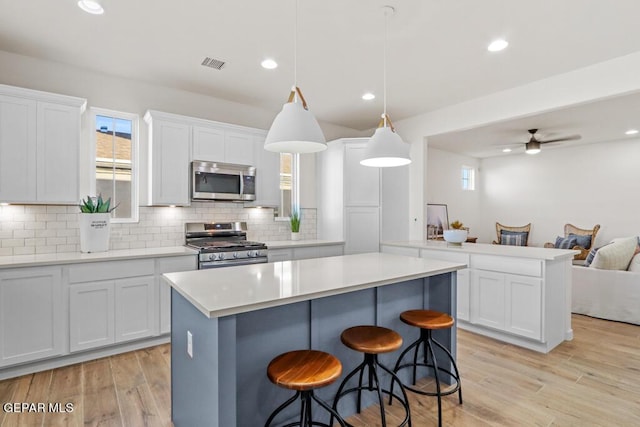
[191,161,256,202]
[185,222,268,269]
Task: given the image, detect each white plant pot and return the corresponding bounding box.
[443,229,468,245]
[291,232,301,241]
[79,213,111,253]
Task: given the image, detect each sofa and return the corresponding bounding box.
[571,235,640,325]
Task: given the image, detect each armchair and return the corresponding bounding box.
[492,222,531,246]
[544,223,601,260]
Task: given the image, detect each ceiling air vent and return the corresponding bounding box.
[201,57,226,70]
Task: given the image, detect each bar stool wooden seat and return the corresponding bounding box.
[331,326,411,427]
[391,310,462,427]
[265,350,347,427]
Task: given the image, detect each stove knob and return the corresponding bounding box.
[217,253,225,261]
[233,252,239,259]
[248,251,256,258]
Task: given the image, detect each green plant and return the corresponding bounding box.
[450,220,464,230]
[79,195,118,213]
[290,208,301,233]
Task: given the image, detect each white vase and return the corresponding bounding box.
[79,213,111,253]
[443,229,468,245]
[291,232,301,241]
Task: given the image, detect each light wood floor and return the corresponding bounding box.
[1,314,639,426]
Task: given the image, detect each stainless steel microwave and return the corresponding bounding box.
[191,161,256,201]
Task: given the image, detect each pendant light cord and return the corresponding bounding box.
[294,0,298,93]
[383,7,388,128]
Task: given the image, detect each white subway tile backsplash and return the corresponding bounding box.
[0,203,317,256]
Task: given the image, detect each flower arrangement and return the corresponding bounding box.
[290,208,301,233]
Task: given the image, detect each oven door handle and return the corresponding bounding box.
[239,172,244,196]
[200,258,267,269]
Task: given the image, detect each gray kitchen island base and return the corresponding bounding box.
[170,272,457,427]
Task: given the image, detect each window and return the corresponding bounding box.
[278,153,299,218]
[91,108,139,222]
[461,166,475,191]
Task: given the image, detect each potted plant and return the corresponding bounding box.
[78,195,117,253]
[290,208,301,241]
[443,220,468,245]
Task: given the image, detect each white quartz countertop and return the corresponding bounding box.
[382,240,579,261]
[265,239,345,249]
[0,246,197,269]
[164,252,465,318]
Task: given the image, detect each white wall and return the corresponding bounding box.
[477,138,640,246]
[426,147,481,238]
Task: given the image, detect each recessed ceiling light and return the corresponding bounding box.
[362,92,375,101]
[488,39,508,52]
[625,129,638,135]
[502,148,512,153]
[261,59,278,70]
[77,0,104,15]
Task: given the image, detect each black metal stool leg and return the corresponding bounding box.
[265,391,301,427]
[431,337,463,404]
[378,362,412,427]
[389,337,422,404]
[311,393,348,427]
[426,335,443,427]
[369,360,387,427]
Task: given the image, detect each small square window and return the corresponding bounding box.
[461,166,475,191]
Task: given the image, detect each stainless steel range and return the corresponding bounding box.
[185,222,268,269]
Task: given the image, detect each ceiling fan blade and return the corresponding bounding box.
[540,134,581,144]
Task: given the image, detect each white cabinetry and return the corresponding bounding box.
[248,134,280,207]
[420,249,471,322]
[192,125,225,163]
[267,244,344,263]
[318,138,409,254]
[68,259,156,352]
[0,85,86,204]
[157,256,198,334]
[0,267,63,367]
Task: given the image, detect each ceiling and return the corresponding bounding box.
[2,0,640,142]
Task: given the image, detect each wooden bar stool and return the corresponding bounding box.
[331,326,411,427]
[391,310,462,427]
[265,349,347,427]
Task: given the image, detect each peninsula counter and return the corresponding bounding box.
[163,252,465,427]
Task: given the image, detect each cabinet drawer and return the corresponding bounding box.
[68,259,155,283]
[420,249,469,265]
[471,255,542,277]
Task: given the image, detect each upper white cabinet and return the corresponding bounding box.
[145,110,276,206]
[318,138,409,254]
[0,85,86,204]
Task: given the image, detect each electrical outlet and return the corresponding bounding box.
[187,330,193,358]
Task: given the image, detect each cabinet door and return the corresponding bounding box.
[267,249,293,263]
[470,270,505,330]
[192,125,225,162]
[157,256,197,334]
[317,245,344,258]
[0,95,37,202]
[293,246,319,260]
[69,281,115,352]
[344,207,380,254]
[150,119,190,205]
[225,131,254,165]
[504,274,542,339]
[248,134,280,206]
[115,276,156,342]
[344,144,379,206]
[0,267,63,367]
[457,269,470,321]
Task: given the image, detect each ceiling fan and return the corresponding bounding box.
[519,129,581,154]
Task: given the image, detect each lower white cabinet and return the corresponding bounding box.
[0,267,64,367]
[158,256,198,334]
[267,244,345,262]
[115,277,156,342]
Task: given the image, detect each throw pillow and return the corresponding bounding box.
[555,236,578,249]
[590,236,638,270]
[628,253,640,272]
[584,246,600,267]
[500,231,528,246]
[568,233,592,249]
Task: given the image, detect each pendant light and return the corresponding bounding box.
[264,0,326,153]
[361,6,411,168]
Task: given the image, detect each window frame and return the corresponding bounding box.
[461,165,475,191]
[275,152,300,220]
[89,107,139,223]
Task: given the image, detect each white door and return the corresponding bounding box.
[471,270,506,330]
[0,267,63,367]
[192,125,225,162]
[344,144,380,206]
[504,274,543,339]
[150,119,190,205]
[115,276,156,342]
[225,131,254,165]
[0,95,37,202]
[344,207,380,254]
[36,101,80,203]
[69,281,115,352]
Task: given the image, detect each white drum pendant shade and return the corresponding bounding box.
[360,126,411,167]
[264,101,326,153]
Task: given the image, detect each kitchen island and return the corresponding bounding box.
[163,252,465,427]
[381,241,578,353]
